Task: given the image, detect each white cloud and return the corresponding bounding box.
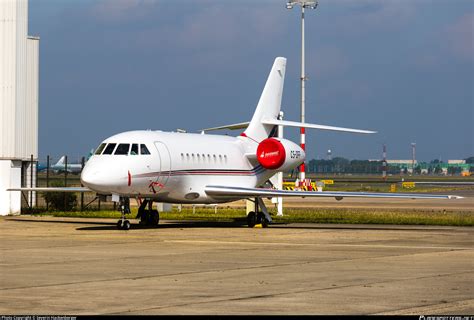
[444,13,474,61]
[124,3,287,68]
[90,0,160,23]
[308,46,349,78]
[324,0,417,36]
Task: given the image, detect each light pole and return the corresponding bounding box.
[286,0,318,183]
[411,142,416,175]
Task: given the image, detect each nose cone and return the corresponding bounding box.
[80,163,102,192]
[81,159,124,193]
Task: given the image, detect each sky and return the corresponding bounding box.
[28,0,473,163]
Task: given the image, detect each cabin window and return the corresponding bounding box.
[130,144,139,155]
[103,143,117,155]
[140,144,151,155]
[94,143,107,155]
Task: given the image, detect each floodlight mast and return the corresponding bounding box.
[286,0,318,183]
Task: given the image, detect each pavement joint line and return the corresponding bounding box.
[163,239,474,251]
[0,260,320,291]
[3,234,471,252]
[107,270,473,315]
[373,298,474,315]
[0,238,176,252]
[1,246,470,292]
[0,245,262,267]
[2,240,469,269]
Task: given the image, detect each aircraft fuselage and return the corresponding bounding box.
[80,130,304,204]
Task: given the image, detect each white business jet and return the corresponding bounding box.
[11,57,462,229]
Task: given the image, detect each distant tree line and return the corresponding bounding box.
[307,157,387,174]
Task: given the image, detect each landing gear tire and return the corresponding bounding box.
[256,212,269,228]
[117,197,132,230]
[247,211,256,228]
[139,215,148,225]
[122,220,131,230]
[137,200,160,227]
[150,210,160,227]
[117,219,131,230]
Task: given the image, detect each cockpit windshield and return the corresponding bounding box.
[102,143,117,155]
[130,144,139,155]
[140,144,151,155]
[94,143,106,155]
[94,142,151,156]
[114,144,130,155]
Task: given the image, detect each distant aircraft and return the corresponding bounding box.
[50,156,83,174]
[37,150,95,173]
[11,57,463,230]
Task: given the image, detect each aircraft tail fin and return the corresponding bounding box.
[55,156,65,166]
[243,57,286,142]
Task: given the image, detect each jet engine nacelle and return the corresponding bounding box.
[256,138,305,171]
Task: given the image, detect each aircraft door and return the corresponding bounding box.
[153,141,171,192]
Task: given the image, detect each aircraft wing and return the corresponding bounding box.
[8,187,92,192]
[406,181,474,185]
[205,185,463,200]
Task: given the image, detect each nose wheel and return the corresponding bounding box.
[116,197,131,230]
[117,219,131,230]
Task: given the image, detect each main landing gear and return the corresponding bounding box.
[136,199,160,227]
[247,197,272,228]
[117,197,132,230]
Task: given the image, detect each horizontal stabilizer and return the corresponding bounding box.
[201,121,250,132]
[8,187,92,192]
[262,119,376,134]
[205,185,463,200]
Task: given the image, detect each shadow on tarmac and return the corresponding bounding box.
[76,220,252,231]
[6,216,455,232]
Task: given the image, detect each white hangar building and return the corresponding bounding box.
[0,0,39,215]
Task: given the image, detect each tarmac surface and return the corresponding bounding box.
[0,216,473,315]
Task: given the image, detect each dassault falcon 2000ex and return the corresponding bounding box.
[11,57,462,230]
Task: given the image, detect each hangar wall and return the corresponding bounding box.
[0,0,39,215]
[0,0,21,158]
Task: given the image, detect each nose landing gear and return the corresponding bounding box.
[117,197,131,230]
